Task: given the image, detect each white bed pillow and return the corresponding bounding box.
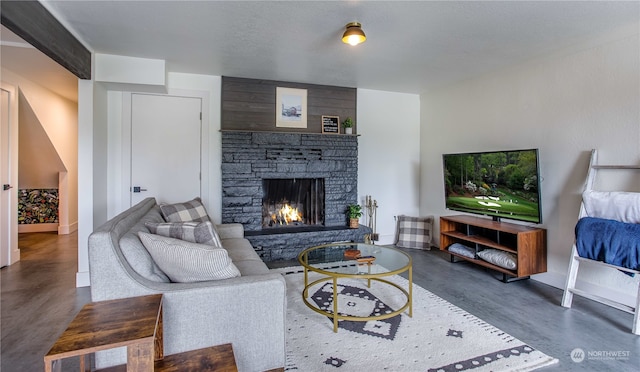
[582,190,640,224]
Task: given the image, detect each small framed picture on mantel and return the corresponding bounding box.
[276,87,307,128]
[322,116,340,134]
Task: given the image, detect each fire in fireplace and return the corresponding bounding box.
[262,178,325,229]
[273,204,302,225]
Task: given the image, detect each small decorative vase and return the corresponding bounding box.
[345,127,353,135]
[349,218,359,228]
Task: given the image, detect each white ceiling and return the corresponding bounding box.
[3,1,639,101]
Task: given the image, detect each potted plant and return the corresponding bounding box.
[342,117,354,134]
[347,204,362,228]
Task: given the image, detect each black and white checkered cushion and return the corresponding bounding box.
[395,215,434,250]
[160,197,210,223]
[145,221,223,248]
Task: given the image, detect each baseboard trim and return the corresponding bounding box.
[376,234,395,246]
[58,221,78,235]
[76,271,90,288]
[18,223,58,233]
[10,249,20,265]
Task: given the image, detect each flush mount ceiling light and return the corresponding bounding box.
[342,22,366,46]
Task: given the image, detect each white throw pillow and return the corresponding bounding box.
[582,190,640,224]
[138,232,240,283]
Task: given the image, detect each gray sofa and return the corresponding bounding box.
[88,197,286,371]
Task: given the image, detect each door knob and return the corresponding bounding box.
[2,184,12,191]
[132,186,148,193]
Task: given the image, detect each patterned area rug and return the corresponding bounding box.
[274,266,558,372]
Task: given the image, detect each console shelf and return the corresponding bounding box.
[440,215,547,281]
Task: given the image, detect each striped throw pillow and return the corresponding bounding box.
[138,232,240,283]
[145,221,223,248]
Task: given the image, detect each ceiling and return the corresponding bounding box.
[1,25,78,102]
[2,1,639,101]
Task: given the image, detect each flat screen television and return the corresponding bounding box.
[442,148,542,224]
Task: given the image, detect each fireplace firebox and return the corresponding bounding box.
[262,178,325,229]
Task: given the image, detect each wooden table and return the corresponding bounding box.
[44,294,163,372]
[96,343,239,372]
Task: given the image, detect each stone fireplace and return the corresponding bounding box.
[221,132,370,260]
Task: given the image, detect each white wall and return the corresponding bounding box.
[358,89,421,244]
[77,78,94,287]
[93,82,109,228]
[17,92,66,188]
[420,31,640,305]
[1,68,78,234]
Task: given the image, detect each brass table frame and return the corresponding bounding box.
[298,243,412,332]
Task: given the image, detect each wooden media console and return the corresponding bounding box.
[440,215,547,282]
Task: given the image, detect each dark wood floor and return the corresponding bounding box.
[1,233,638,371]
[1,232,91,371]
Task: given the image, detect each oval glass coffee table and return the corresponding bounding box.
[297,242,412,332]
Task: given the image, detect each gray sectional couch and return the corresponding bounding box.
[88,197,286,371]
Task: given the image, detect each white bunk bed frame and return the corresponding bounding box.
[561,149,640,335]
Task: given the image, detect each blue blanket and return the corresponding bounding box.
[575,217,640,275]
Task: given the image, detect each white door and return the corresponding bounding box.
[1,87,13,267]
[130,94,202,206]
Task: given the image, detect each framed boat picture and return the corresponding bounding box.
[276,87,307,128]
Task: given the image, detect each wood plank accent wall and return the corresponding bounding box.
[222,76,357,134]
